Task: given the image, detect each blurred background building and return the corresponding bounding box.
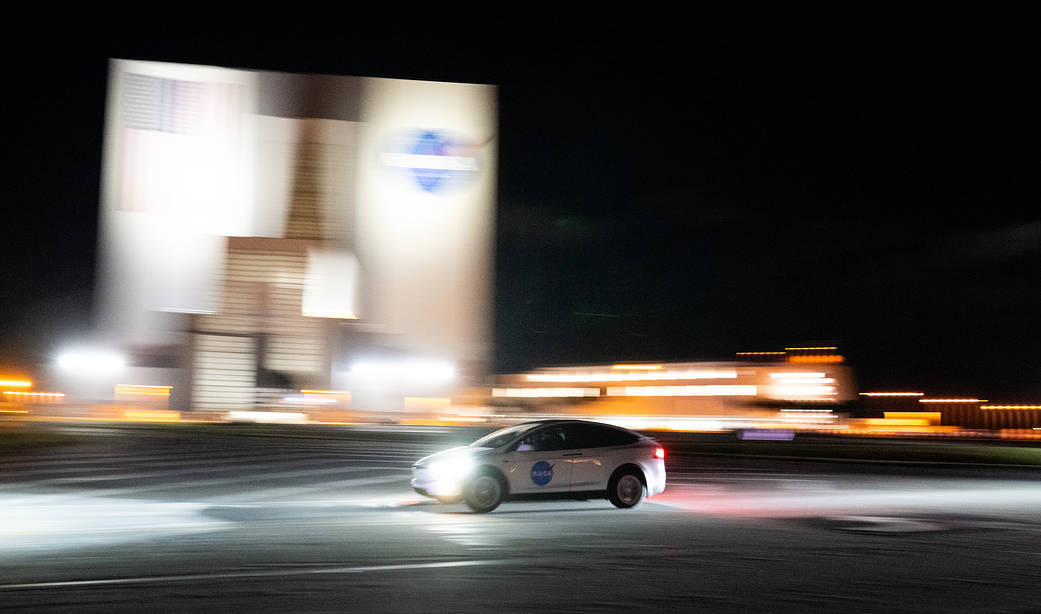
[82,60,497,413]
[484,346,857,432]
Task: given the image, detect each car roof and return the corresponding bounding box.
[514,419,636,431]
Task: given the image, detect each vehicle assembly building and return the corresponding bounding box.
[91,59,497,413]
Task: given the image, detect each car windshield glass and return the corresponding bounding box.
[470,424,539,449]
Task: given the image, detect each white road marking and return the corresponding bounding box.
[0,559,512,590]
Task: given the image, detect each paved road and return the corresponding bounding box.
[2,426,1040,612]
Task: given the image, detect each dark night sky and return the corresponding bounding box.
[1,6,1037,399]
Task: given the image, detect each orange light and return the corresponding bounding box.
[654,447,666,459]
[860,392,924,397]
[787,355,844,364]
[919,398,987,403]
[0,379,32,389]
[884,412,941,421]
[124,409,180,422]
[115,385,171,397]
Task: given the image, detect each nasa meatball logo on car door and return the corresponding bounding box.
[531,461,554,486]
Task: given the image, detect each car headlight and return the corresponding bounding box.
[427,455,475,479]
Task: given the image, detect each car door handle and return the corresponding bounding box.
[562,452,583,457]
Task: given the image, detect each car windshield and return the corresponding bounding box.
[470,423,540,449]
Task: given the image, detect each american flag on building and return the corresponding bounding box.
[115,73,244,213]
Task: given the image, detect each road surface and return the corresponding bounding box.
[2,425,1039,612]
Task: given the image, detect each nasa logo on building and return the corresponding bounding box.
[378,130,481,193]
[531,461,554,486]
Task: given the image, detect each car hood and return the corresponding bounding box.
[415,446,492,466]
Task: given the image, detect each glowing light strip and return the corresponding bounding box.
[919,398,987,403]
[769,372,827,379]
[785,346,838,351]
[3,391,64,397]
[115,385,172,397]
[227,411,307,423]
[492,388,600,398]
[788,355,844,363]
[982,405,1041,410]
[736,352,786,355]
[605,385,757,397]
[612,364,663,370]
[300,390,351,395]
[860,392,924,397]
[884,412,941,421]
[768,385,838,398]
[525,369,738,383]
[124,410,180,421]
[0,380,32,388]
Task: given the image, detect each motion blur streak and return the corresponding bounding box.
[115,385,171,397]
[526,369,737,382]
[493,388,600,397]
[606,385,757,396]
[655,481,1041,519]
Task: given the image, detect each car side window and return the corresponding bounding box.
[516,426,569,452]
[567,424,638,449]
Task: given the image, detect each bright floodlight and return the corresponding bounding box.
[57,349,127,376]
[350,359,455,384]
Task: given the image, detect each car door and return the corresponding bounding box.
[566,423,639,492]
[499,424,574,495]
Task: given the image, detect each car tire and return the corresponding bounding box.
[463,469,505,513]
[608,468,646,509]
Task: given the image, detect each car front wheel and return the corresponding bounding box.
[608,469,645,509]
[464,470,505,513]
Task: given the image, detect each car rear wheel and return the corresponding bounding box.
[608,469,645,509]
[464,470,505,513]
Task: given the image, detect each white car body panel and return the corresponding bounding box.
[500,449,573,494]
[411,420,667,502]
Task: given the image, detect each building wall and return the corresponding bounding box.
[96,60,497,411]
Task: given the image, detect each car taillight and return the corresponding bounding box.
[653,447,666,460]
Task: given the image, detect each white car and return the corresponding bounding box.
[411,419,667,513]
